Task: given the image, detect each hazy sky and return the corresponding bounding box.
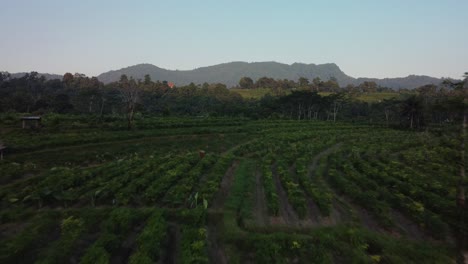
[1,0,467,79]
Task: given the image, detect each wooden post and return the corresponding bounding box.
[22,120,25,129]
[0,146,4,161]
[199,150,206,159]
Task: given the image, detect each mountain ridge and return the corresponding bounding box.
[3,61,446,89]
[96,62,443,89]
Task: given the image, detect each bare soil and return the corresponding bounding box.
[309,143,342,177]
[390,209,426,240]
[207,219,228,264]
[0,222,29,241]
[211,161,240,210]
[271,163,299,227]
[253,168,269,226]
[110,221,146,264]
[340,195,384,232]
[69,233,100,264]
[163,223,181,264]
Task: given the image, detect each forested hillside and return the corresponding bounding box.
[96,62,443,89]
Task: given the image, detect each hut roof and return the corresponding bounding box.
[21,116,41,120]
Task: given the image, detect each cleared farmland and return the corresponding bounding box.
[0,116,464,263]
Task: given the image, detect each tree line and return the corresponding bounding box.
[237,76,395,94]
[0,71,466,130]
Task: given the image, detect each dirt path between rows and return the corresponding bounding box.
[211,161,240,210]
[163,223,181,264]
[309,143,342,177]
[289,163,320,227]
[271,163,299,226]
[390,209,426,240]
[111,221,145,264]
[207,217,228,264]
[253,167,269,226]
[207,161,240,264]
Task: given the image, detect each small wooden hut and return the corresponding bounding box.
[21,116,41,129]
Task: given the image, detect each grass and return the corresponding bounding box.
[231,88,403,102]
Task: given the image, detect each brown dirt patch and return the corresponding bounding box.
[207,221,228,264]
[0,221,30,241]
[309,143,342,177]
[163,223,180,264]
[110,221,146,264]
[390,209,426,240]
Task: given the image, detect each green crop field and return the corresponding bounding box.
[0,116,464,263]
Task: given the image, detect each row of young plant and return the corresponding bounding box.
[295,156,333,216]
[162,154,218,207]
[0,161,38,185]
[1,151,209,208]
[261,154,279,216]
[1,115,251,152]
[328,143,450,238]
[275,159,308,219]
[88,156,163,206]
[368,159,453,213]
[1,207,212,264]
[350,157,450,238]
[34,210,109,264]
[0,211,60,263]
[327,154,394,228]
[109,154,178,206]
[80,208,146,264]
[224,159,256,227]
[230,225,454,263]
[143,152,201,204]
[194,153,235,207]
[128,210,167,264]
[173,207,210,264]
[2,156,144,208]
[398,144,458,182]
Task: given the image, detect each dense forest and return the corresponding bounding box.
[0,71,466,130]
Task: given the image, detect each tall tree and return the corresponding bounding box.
[118,74,140,130]
[298,77,309,88]
[239,77,254,89]
[400,95,423,129]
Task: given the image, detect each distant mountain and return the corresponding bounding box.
[4,62,445,89]
[96,62,443,89]
[355,75,446,90]
[97,62,355,87]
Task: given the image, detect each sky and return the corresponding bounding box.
[1,0,467,79]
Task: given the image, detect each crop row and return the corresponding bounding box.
[128,211,167,263]
[261,154,279,216]
[197,154,235,206]
[162,154,217,207]
[295,157,332,216]
[275,160,307,219]
[143,153,201,204]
